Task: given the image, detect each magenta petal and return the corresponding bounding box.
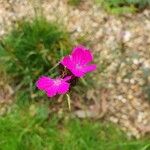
[57,82,70,94]
[46,86,57,97]
[61,55,74,69]
[36,76,53,90]
[82,50,93,64]
[72,45,93,64]
[71,68,85,77]
[83,64,96,73]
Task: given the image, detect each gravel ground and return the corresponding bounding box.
[0,0,150,138]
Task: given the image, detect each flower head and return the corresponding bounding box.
[36,76,71,97]
[61,45,96,77]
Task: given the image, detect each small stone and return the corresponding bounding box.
[133,59,139,65]
[121,98,127,103]
[137,112,144,123]
[123,31,131,42]
[127,94,134,100]
[109,116,118,123]
[116,77,122,84]
[124,78,130,83]
[130,79,136,84]
[117,95,123,100]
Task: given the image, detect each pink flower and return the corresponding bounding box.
[36,76,71,97]
[61,45,96,77]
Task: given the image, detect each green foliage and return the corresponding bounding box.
[97,0,150,14]
[0,104,150,150]
[68,0,82,6]
[126,0,150,9]
[0,17,72,95]
[0,104,50,150]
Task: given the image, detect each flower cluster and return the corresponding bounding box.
[36,45,96,97]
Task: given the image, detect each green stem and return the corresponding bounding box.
[66,94,71,111]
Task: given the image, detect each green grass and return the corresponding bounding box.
[96,0,150,15]
[0,103,150,150]
[0,15,97,103]
[96,0,135,14]
[0,17,72,96]
[68,0,82,6]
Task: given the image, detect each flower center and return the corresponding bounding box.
[53,79,61,86]
[76,64,82,70]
